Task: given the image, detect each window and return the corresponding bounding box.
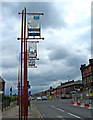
[83,78,86,84]
[87,76,91,83]
[87,67,89,74]
[83,70,85,75]
[89,66,91,73]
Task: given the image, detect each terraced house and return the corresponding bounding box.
[55,80,83,99]
[0,77,5,94]
[80,59,93,98]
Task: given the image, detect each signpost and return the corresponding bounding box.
[17,8,44,120]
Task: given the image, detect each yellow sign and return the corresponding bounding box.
[48,96,51,100]
[81,97,82,99]
[90,93,93,96]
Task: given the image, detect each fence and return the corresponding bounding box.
[2,99,10,111]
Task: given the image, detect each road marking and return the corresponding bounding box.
[51,105,55,108]
[68,112,83,119]
[33,104,44,120]
[51,105,64,112]
[56,108,64,112]
[57,115,65,120]
[57,115,63,118]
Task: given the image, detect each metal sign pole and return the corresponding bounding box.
[25,7,28,120]
[24,7,28,119]
[18,8,44,120]
[18,68,20,120]
[19,82,20,120]
[21,10,24,120]
[25,7,28,119]
[24,7,26,119]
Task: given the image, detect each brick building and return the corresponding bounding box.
[33,80,83,99]
[0,77,5,94]
[55,80,83,99]
[80,59,93,97]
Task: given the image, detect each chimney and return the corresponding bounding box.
[89,59,93,64]
[80,64,86,70]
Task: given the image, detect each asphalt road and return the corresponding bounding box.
[32,99,92,120]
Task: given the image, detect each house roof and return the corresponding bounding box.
[0,77,5,83]
[80,60,93,70]
[57,80,82,89]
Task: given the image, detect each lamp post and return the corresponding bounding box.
[67,76,70,81]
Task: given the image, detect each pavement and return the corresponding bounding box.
[1,102,43,120]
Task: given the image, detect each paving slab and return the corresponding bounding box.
[1,103,43,120]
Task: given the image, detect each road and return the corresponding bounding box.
[32,99,92,119]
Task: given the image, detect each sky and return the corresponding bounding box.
[0,0,92,95]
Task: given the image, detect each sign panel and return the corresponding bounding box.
[28,59,37,68]
[27,15,41,37]
[28,42,37,58]
[28,60,35,67]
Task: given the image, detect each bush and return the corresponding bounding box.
[2,94,18,102]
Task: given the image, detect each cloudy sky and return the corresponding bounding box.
[0,0,92,95]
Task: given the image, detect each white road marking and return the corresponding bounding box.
[57,115,65,120]
[51,105,83,120]
[68,112,83,119]
[56,108,64,112]
[51,105,64,112]
[51,105,55,108]
[57,115,63,118]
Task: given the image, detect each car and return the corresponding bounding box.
[36,97,42,101]
[42,96,47,100]
[31,97,35,100]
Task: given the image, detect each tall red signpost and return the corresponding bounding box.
[17,8,44,120]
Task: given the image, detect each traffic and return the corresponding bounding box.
[28,96,48,101]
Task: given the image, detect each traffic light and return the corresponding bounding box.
[29,91,31,95]
[27,81,30,89]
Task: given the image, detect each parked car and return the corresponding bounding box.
[42,96,47,100]
[36,97,42,101]
[31,97,35,100]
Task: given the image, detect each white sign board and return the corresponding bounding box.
[27,15,41,37]
[28,42,37,59]
[28,60,35,67]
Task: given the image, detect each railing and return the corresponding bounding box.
[2,99,10,111]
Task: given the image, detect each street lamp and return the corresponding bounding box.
[67,76,70,81]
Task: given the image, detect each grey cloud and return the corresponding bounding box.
[2,57,18,68]
[66,55,87,67]
[1,1,91,95]
[2,2,66,29]
[77,29,91,44]
[28,61,80,88]
[2,41,19,69]
[48,47,69,61]
[2,70,17,81]
[65,54,88,78]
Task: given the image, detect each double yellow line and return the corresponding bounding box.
[33,104,44,120]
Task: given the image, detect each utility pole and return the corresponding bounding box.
[17,8,44,120]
